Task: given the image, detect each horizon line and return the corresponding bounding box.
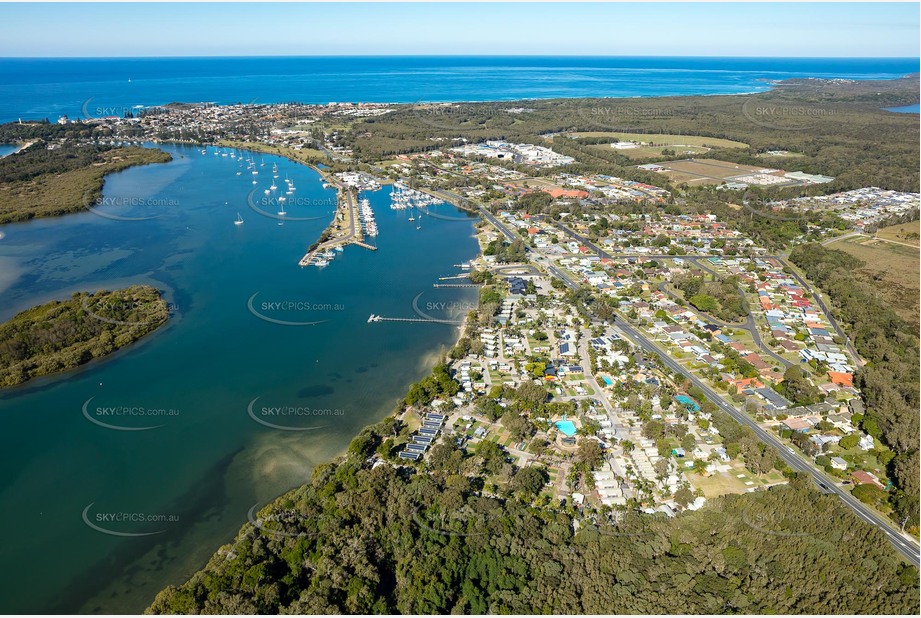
[1,54,919,60]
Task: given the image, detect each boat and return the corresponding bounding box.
[264,189,271,195]
[334,246,344,252]
[252,180,257,185]
[270,182,277,191]
[234,213,244,225]
[314,258,329,267]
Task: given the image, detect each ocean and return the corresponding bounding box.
[0,55,917,613]
[0,55,917,122]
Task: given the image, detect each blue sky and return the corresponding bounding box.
[0,2,918,57]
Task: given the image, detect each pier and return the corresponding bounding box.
[368,314,442,324]
[299,187,376,266]
[432,283,478,288]
[438,274,471,281]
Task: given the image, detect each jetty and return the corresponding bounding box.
[432,283,478,288]
[299,187,376,266]
[368,314,439,324]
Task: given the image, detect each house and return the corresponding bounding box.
[851,470,885,489]
[858,434,875,451]
[827,371,854,387]
[830,456,848,470]
[782,417,812,432]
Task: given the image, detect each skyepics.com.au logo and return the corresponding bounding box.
[740,502,818,539]
[576,104,674,131]
[80,294,175,327]
[246,292,343,326]
[246,397,342,431]
[83,191,178,222]
[411,291,477,324]
[245,189,332,222]
[82,397,179,431]
[418,193,481,223]
[82,503,179,537]
[741,99,841,131]
[246,503,318,539]
[411,99,509,132]
[412,505,491,538]
[81,97,142,120]
[736,195,813,223]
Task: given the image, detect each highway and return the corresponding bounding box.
[613,314,919,566]
[475,211,919,565]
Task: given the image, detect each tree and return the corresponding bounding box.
[778,365,821,406]
[674,486,694,508]
[515,381,548,407]
[852,483,888,508]
[513,466,549,498]
[838,433,860,449]
[576,440,603,468]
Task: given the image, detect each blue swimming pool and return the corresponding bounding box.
[601,375,613,386]
[675,395,701,412]
[555,420,577,437]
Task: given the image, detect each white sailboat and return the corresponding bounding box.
[234,212,244,225]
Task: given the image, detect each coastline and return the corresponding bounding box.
[2,64,917,611]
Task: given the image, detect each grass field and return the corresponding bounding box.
[875,220,920,247]
[686,465,786,498]
[653,158,780,186]
[834,235,919,330]
[575,132,748,160]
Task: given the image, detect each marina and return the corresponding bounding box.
[0,142,479,614]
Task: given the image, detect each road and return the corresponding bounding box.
[612,314,919,566]
[479,214,918,565]
[542,217,862,367]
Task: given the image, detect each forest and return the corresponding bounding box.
[0,286,169,387]
[147,415,919,614]
[344,75,919,194]
[789,243,920,530]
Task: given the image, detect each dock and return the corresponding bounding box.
[299,187,376,266]
[368,314,445,324]
[433,283,478,288]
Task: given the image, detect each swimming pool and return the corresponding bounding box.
[555,420,577,437]
[675,395,701,412]
[601,375,613,386]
